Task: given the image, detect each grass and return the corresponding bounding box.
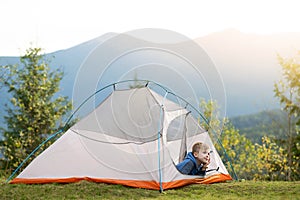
[1,176,300,200]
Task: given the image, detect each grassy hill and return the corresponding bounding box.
[230,109,287,144]
[1,176,299,200]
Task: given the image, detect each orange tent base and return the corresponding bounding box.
[10,173,232,190]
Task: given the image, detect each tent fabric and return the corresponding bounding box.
[10,87,232,189]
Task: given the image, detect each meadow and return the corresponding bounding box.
[1,175,299,200]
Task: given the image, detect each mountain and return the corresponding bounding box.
[229,109,288,144]
[196,29,300,116]
[1,29,300,129]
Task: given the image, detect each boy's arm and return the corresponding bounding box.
[179,160,194,175]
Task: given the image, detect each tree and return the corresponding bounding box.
[199,99,293,180]
[219,122,257,180]
[254,136,288,181]
[0,47,73,170]
[199,98,221,134]
[199,99,257,180]
[274,52,300,180]
[129,73,145,89]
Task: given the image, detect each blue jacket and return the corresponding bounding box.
[176,152,206,176]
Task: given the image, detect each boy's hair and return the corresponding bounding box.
[192,142,209,153]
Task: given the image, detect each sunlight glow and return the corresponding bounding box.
[1,0,300,56]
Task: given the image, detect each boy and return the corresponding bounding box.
[176,142,210,175]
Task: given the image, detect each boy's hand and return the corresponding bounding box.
[202,158,210,169]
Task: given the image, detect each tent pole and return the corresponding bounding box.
[6,129,63,183]
[157,91,168,192]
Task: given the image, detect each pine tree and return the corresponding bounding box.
[0,47,73,170]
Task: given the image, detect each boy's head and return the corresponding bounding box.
[192,142,210,164]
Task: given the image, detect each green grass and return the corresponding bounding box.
[1,178,300,200]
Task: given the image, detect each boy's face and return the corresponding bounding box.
[194,148,210,164]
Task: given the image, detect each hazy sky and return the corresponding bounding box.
[1,0,300,56]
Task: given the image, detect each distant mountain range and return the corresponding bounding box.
[230,109,287,144]
[197,29,300,116]
[1,29,300,128]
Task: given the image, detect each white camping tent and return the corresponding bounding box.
[11,86,232,190]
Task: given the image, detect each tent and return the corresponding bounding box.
[10,83,232,191]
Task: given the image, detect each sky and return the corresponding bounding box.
[1,0,300,56]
